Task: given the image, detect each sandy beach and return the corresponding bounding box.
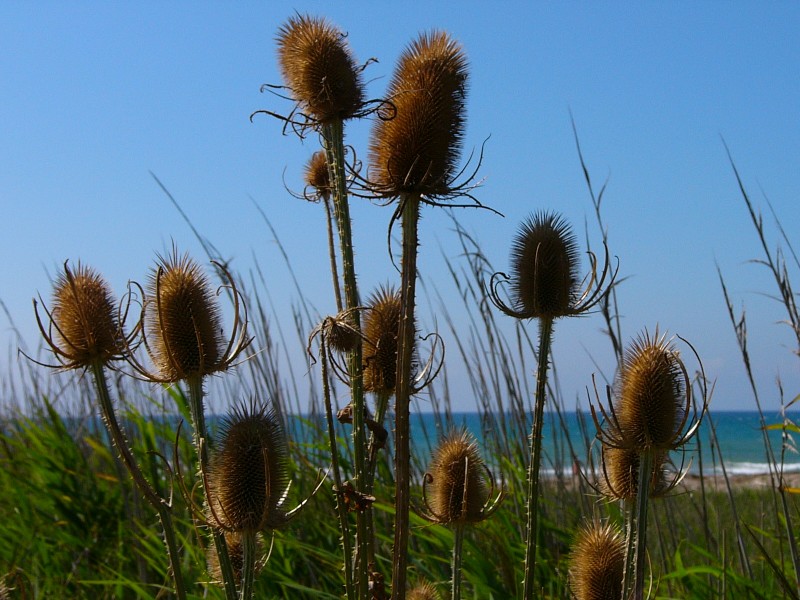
[678,472,800,492]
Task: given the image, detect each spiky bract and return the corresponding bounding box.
[407,581,442,600]
[42,262,123,369]
[362,286,402,394]
[425,430,489,525]
[304,150,331,197]
[145,251,225,381]
[277,14,364,123]
[510,212,580,320]
[600,446,670,500]
[569,522,625,600]
[207,402,289,532]
[616,331,686,452]
[323,311,361,353]
[369,31,468,198]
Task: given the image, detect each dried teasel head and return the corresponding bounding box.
[421,429,502,525]
[362,285,403,394]
[490,212,614,321]
[207,401,290,533]
[276,14,365,123]
[304,150,331,199]
[135,250,250,383]
[33,261,128,370]
[568,522,625,600]
[321,310,361,354]
[369,31,468,199]
[206,531,264,585]
[407,581,442,600]
[599,446,672,500]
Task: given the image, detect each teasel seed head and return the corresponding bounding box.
[276,14,365,123]
[407,581,442,600]
[600,446,670,500]
[362,285,402,394]
[207,401,290,533]
[206,531,263,585]
[304,150,331,198]
[323,311,361,354]
[36,261,125,370]
[568,522,625,600]
[422,429,499,525]
[369,30,468,199]
[615,330,687,453]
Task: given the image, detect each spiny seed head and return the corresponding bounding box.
[276,14,364,123]
[616,331,685,452]
[362,286,402,394]
[407,582,442,600]
[324,311,361,353]
[369,30,468,198]
[206,531,263,585]
[600,446,669,500]
[207,402,289,533]
[146,251,225,382]
[304,150,330,197]
[569,522,625,600]
[426,429,489,525]
[510,212,580,320]
[48,262,123,369]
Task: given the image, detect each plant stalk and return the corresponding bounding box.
[240,530,257,600]
[90,361,187,600]
[631,449,654,600]
[452,524,465,600]
[391,193,421,600]
[522,316,554,600]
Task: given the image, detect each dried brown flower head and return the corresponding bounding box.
[136,250,250,383]
[421,429,502,525]
[490,212,614,321]
[207,401,289,532]
[322,310,361,354]
[277,14,364,123]
[569,522,625,600]
[362,286,402,394]
[34,261,126,370]
[369,31,468,199]
[407,581,442,600]
[304,150,331,198]
[206,531,263,585]
[600,446,671,500]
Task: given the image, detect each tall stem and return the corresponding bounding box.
[322,119,369,599]
[451,525,465,600]
[391,193,421,600]
[187,375,238,600]
[239,530,257,600]
[631,450,654,600]
[522,316,554,600]
[90,361,187,600]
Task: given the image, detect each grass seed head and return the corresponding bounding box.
[207,402,289,532]
[616,330,686,452]
[369,30,468,198]
[425,429,489,524]
[362,286,403,394]
[569,522,625,600]
[146,251,225,382]
[277,14,364,123]
[510,212,580,320]
[46,262,123,369]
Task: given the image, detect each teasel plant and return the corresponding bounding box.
[31,261,188,599]
[590,329,708,600]
[126,249,252,599]
[419,429,503,600]
[366,30,488,599]
[406,581,443,600]
[568,521,626,600]
[489,211,614,599]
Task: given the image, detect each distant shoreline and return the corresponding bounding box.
[678,472,800,492]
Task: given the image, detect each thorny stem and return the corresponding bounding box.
[522,316,553,600]
[322,193,344,313]
[321,337,355,600]
[240,530,257,600]
[391,193,421,600]
[365,390,391,571]
[452,524,465,600]
[187,375,238,600]
[321,119,369,600]
[630,450,654,600]
[90,361,188,600]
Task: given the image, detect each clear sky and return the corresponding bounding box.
[2,2,799,414]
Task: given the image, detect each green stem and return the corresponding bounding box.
[391,193,421,600]
[187,375,238,600]
[452,525,465,600]
[239,530,257,600]
[631,450,654,600]
[321,337,355,600]
[522,316,554,600]
[90,361,187,600]
[365,391,391,493]
[322,119,369,600]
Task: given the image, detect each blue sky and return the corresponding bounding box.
[2,2,799,413]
